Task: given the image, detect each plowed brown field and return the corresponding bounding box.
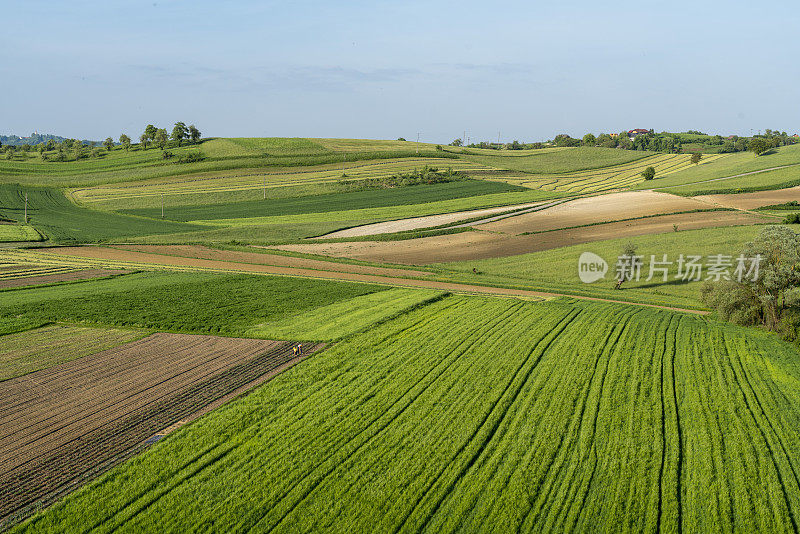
[0,333,322,523]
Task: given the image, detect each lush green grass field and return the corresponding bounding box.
[119,180,524,222]
[635,144,800,192]
[0,138,456,188]
[664,165,800,195]
[247,288,444,340]
[0,271,387,335]
[464,147,653,174]
[0,224,42,242]
[436,225,768,309]
[17,296,800,532]
[0,184,200,242]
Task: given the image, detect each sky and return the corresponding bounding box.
[2,0,798,143]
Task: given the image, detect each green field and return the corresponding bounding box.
[0,184,200,242]
[247,288,444,340]
[0,271,388,335]
[119,180,524,222]
[634,144,800,192]
[664,165,800,196]
[493,153,726,194]
[16,296,800,532]
[464,147,653,174]
[436,225,768,309]
[0,224,41,242]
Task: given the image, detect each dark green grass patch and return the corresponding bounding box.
[0,184,201,242]
[120,179,523,221]
[0,271,387,335]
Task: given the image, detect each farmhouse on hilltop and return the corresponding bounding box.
[628,128,651,139]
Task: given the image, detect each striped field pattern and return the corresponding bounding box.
[491,153,729,194]
[16,296,800,533]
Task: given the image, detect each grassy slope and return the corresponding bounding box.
[247,288,443,341]
[664,165,800,195]
[0,225,41,242]
[463,147,653,174]
[0,139,454,188]
[635,144,800,192]
[119,180,524,221]
[0,271,387,335]
[0,184,200,243]
[434,225,768,309]
[17,297,800,532]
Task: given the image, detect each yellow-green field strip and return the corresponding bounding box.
[71,159,494,203]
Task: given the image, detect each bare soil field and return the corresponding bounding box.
[275,211,771,264]
[0,333,322,523]
[475,190,709,234]
[316,201,548,238]
[0,268,129,289]
[110,244,431,277]
[695,186,800,210]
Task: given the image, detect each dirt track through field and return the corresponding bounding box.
[0,333,322,523]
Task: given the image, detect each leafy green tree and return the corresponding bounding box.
[119,134,131,152]
[749,138,772,156]
[139,133,149,150]
[640,166,656,180]
[582,133,596,146]
[702,226,800,337]
[596,134,616,148]
[171,122,188,146]
[155,128,169,150]
[449,138,462,147]
[103,137,114,152]
[144,124,158,142]
[73,142,83,160]
[188,125,201,143]
[690,153,702,164]
[46,139,55,151]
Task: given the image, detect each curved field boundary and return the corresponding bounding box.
[0,333,323,526]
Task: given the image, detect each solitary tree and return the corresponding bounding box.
[640,166,656,180]
[139,133,149,150]
[188,124,201,143]
[690,153,702,165]
[171,122,188,146]
[155,128,169,150]
[119,134,131,152]
[103,137,114,152]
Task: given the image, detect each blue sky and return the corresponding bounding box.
[2,1,798,142]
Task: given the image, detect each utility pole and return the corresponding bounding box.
[416,133,420,154]
[463,130,466,146]
[161,193,164,219]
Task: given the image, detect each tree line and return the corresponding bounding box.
[0,122,201,162]
[447,129,797,155]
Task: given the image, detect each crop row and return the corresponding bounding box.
[72,158,494,203]
[16,296,800,532]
